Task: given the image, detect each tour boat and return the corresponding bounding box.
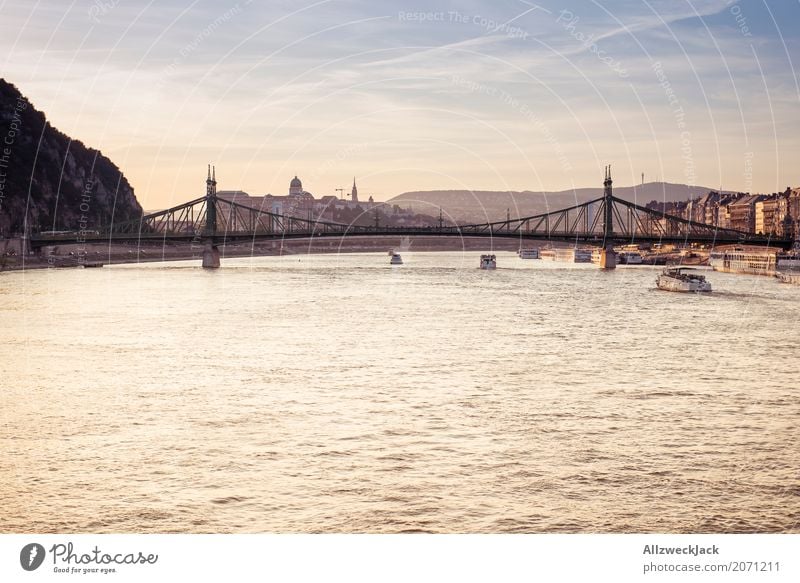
[479,254,497,269]
[656,267,712,293]
[518,248,539,259]
[709,248,777,276]
[390,253,403,265]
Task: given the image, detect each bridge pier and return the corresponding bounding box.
[599,244,616,269]
[202,242,220,269]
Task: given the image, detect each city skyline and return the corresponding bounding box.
[1,0,798,209]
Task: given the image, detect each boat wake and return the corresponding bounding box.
[705,289,774,301]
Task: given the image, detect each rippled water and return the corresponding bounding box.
[1,251,799,533]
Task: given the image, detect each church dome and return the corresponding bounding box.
[290,176,302,188]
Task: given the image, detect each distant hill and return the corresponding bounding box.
[0,79,142,235]
[388,182,725,223]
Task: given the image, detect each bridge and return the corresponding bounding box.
[30,165,793,268]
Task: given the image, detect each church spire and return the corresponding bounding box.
[351,176,359,203]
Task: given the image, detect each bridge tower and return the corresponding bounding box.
[202,165,220,268]
[599,165,617,269]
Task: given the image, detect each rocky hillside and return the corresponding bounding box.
[0,79,142,235]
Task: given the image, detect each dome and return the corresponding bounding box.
[290,176,302,188]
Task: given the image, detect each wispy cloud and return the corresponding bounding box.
[1,0,797,203]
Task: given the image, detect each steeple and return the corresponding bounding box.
[351,176,358,203]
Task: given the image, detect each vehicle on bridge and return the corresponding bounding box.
[39,230,75,236]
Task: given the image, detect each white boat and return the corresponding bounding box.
[776,272,800,285]
[709,248,777,276]
[518,248,539,259]
[618,251,643,265]
[541,247,592,263]
[479,254,496,269]
[390,253,403,265]
[656,267,712,293]
[776,248,800,271]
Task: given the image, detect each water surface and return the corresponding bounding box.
[1,252,798,532]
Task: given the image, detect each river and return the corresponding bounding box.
[1,251,798,533]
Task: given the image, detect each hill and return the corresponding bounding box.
[388,182,723,223]
[0,79,142,235]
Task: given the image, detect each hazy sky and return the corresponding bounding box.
[1,0,798,209]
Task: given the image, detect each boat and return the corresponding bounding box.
[776,246,800,272]
[709,247,777,276]
[479,254,497,269]
[656,267,712,293]
[618,251,643,265]
[518,248,539,259]
[390,253,403,265]
[540,248,557,261]
[541,247,592,263]
[776,272,800,285]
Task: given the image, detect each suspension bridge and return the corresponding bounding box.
[30,166,794,268]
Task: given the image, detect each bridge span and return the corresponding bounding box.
[30,166,794,268]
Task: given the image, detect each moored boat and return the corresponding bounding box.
[390,252,403,265]
[518,248,539,259]
[656,267,712,293]
[541,247,592,263]
[709,247,777,276]
[618,251,643,265]
[776,248,800,272]
[776,272,800,285]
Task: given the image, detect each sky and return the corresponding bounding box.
[1,0,798,209]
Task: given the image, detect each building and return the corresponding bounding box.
[697,191,721,225]
[789,188,800,238]
[755,196,777,235]
[755,199,768,234]
[217,175,316,218]
[775,194,792,237]
[350,177,358,203]
[754,192,795,236]
[289,176,303,196]
[727,195,763,232]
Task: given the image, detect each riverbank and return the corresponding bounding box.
[0,237,710,272]
[0,237,527,271]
